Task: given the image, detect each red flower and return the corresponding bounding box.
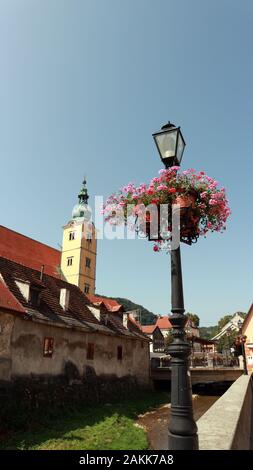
[168,188,177,193]
[153,245,159,252]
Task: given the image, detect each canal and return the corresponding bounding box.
[137,384,231,450]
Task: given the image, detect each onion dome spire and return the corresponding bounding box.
[78,177,89,205]
[72,177,91,222]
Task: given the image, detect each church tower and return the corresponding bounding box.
[60,179,97,295]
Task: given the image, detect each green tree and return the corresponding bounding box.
[186,313,200,327]
[199,326,218,339]
[217,315,232,331]
[217,329,238,354]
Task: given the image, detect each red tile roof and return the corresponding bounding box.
[0,256,99,326]
[141,325,157,334]
[0,225,61,277]
[155,316,172,330]
[87,295,123,312]
[128,313,142,329]
[0,279,25,314]
[0,256,149,342]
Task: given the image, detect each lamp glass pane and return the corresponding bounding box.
[176,132,185,164]
[155,130,177,160]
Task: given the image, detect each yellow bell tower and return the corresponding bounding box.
[60,179,97,295]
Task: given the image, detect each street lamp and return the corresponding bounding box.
[152,122,198,450]
[237,320,248,375]
[153,122,186,168]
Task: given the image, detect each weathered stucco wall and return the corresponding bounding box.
[0,312,150,386]
[0,312,15,380]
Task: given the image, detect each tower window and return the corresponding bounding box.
[87,343,94,360]
[67,257,73,266]
[86,257,91,268]
[84,283,90,294]
[117,346,123,361]
[43,337,54,358]
[69,232,76,241]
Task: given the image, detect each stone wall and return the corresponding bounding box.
[197,374,253,450]
[0,312,15,381]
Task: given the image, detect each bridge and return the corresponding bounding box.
[151,366,243,385]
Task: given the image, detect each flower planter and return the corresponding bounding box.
[103,168,230,250]
[138,202,200,244]
[174,193,196,209]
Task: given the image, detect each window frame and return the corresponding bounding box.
[87,342,94,360]
[69,232,76,241]
[43,337,54,358]
[30,288,40,307]
[67,256,73,266]
[84,283,90,294]
[117,345,123,361]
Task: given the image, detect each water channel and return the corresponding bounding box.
[137,385,229,450]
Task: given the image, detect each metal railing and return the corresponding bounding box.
[151,355,240,370]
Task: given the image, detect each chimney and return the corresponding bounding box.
[40,265,45,281]
[123,312,129,329]
[60,288,70,311]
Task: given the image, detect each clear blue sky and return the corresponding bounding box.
[0,0,252,326]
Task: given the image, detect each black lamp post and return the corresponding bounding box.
[237,320,248,375]
[152,122,198,450]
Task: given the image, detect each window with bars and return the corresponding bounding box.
[87,343,94,360]
[67,257,73,266]
[43,337,54,357]
[69,232,76,241]
[117,345,123,361]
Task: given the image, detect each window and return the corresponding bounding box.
[84,283,90,294]
[67,257,73,266]
[87,238,92,244]
[69,232,76,241]
[43,337,54,357]
[117,345,123,361]
[87,343,94,360]
[86,257,91,268]
[30,288,40,307]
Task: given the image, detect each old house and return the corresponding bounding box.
[155,315,172,338]
[86,295,124,314]
[140,325,164,353]
[0,257,150,388]
[242,304,253,371]
[211,312,245,341]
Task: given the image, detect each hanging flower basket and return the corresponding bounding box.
[137,202,200,245]
[102,167,231,251]
[175,193,196,208]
